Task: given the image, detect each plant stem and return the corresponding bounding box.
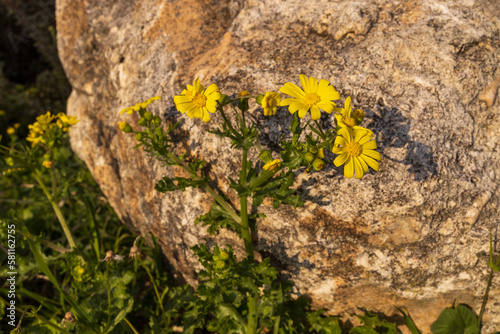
[313,120,327,140]
[106,262,111,331]
[34,171,77,250]
[239,148,254,261]
[478,269,494,328]
[138,257,168,326]
[123,317,140,334]
[247,294,258,334]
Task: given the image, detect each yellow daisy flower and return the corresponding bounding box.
[120,96,161,115]
[279,74,340,120]
[261,92,281,116]
[332,127,381,179]
[174,78,221,123]
[335,96,371,135]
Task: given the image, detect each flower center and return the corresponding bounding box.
[267,97,277,108]
[304,93,321,106]
[346,141,362,157]
[344,117,356,128]
[192,93,207,108]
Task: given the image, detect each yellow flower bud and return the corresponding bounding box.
[119,121,133,133]
[216,260,226,269]
[135,133,144,141]
[312,159,325,171]
[238,90,250,97]
[144,112,153,121]
[304,152,315,162]
[138,118,147,126]
[153,116,161,126]
[318,148,325,158]
[219,251,229,260]
[263,159,281,171]
[6,127,15,135]
[5,157,14,166]
[43,160,53,168]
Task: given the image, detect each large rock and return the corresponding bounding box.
[56,0,500,331]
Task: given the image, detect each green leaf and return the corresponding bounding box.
[430,304,479,334]
[394,306,421,334]
[107,298,134,333]
[350,311,397,334]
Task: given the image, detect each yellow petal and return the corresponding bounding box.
[354,158,364,179]
[299,74,310,93]
[280,83,305,99]
[308,76,319,93]
[280,98,297,106]
[344,157,354,178]
[310,105,321,120]
[361,154,380,171]
[334,153,349,167]
[317,101,334,114]
[205,83,220,98]
[362,149,381,161]
[202,109,211,122]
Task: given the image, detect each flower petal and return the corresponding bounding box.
[344,157,354,178]
[310,105,321,120]
[299,74,310,93]
[358,156,369,174]
[297,105,309,118]
[280,83,305,98]
[205,83,221,98]
[317,101,334,114]
[362,149,381,161]
[353,157,365,179]
[334,153,349,167]
[206,99,218,113]
[361,138,377,149]
[308,76,319,93]
[280,98,297,106]
[360,154,380,171]
[202,109,211,122]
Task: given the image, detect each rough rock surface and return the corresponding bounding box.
[56,0,500,331]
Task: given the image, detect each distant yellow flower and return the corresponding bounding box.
[263,159,282,171]
[6,127,15,135]
[42,160,53,168]
[57,113,79,128]
[335,96,371,135]
[14,123,20,128]
[0,110,5,116]
[120,96,161,115]
[174,78,221,122]
[279,74,340,120]
[261,92,281,116]
[238,90,250,97]
[5,157,14,166]
[332,127,380,179]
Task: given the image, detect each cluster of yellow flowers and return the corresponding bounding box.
[118,75,380,179]
[172,75,380,179]
[26,111,79,146]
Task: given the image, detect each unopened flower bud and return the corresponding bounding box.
[5,157,14,166]
[155,127,163,136]
[216,260,226,269]
[352,108,365,125]
[153,116,162,126]
[144,112,153,121]
[43,153,51,161]
[219,251,229,260]
[309,147,318,154]
[138,118,147,126]
[304,152,315,162]
[318,148,325,158]
[259,150,273,163]
[119,121,133,133]
[313,159,325,171]
[135,132,144,141]
[62,311,75,325]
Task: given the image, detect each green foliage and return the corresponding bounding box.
[349,311,397,334]
[430,304,479,334]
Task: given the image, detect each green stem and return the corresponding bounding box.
[247,294,258,334]
[34,171,77,250]
[239,148,254,261]
[163,149,242,225]
[106,262,111,331]
[138,257,167,324]
[123,317,140,334]
[478,269,494,328]
[313,120,327,140]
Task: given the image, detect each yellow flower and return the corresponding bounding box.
[335,96,371,135]
[238,90,250,97]
[14,123,20,128]
[263,159,282,171]
[6,127,15,135]
[120,96,161,115]
[174,78,221,122]
[279,74,340,120]
[332,127,380,179]
[26,131,45,146]
[57,113,79,127]
[0,110,5,116]
[37,111,55,126]
[261,92,281,116]
[43,160,53,168]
